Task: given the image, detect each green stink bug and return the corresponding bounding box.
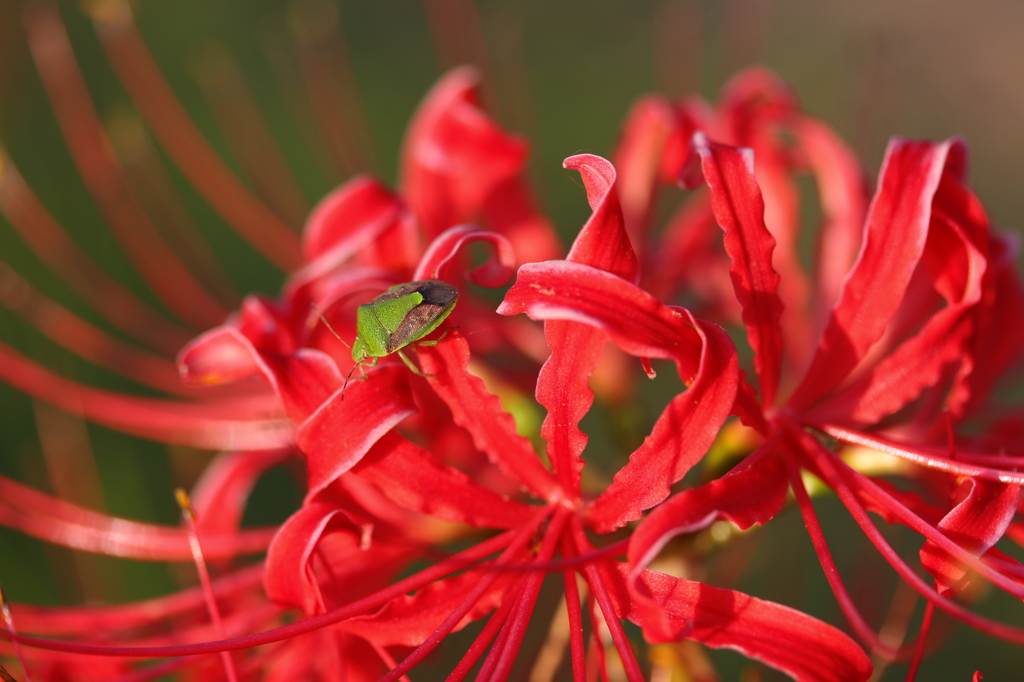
[344,279,458,388]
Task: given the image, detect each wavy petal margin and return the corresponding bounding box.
[690,132,784,405]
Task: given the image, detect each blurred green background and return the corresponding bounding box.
[0,0,1022,679]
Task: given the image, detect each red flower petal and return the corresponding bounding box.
[298,364,417,500]
[789,139,964,412]
[816,201,987,424]
[337,570,514,647]
[534,153,639,496]
[690,133,785,405]
[628,452,788,573]
[499,262,703,373]
[354,431,535,528]
[920,477,1019,596]
[958,233,1024,417]
[412,225,516,288]
[0,475,274,560]
[178,326,263,387]
[416,333,561,501]
[301,176,406,264]
[612,94,680,241]
[622,565,872,682]
[562,154,640,284]
[191,449,292,540]
[794,117,868,325]
[400,68,521,231]
[264,501,406,615]
[587,316,738,532]
[0,340,293,450]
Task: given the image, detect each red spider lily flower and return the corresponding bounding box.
[0,152,874,681]
[247,153,871,681]
[617,71,1024,670]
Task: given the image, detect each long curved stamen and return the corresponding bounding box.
[0,152,190,354]
[87,0,303,270]
[24,2,231,330]
[570,518,644,682]
[191,43,310,230]
[1,587,32,682]
[288,0,377,177]
[176,489,239,682]
[0,265,198,395]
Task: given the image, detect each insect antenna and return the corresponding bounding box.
[310,303,352,349]
[340,363,361,400]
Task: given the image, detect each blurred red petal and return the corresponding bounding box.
[302,176,405,263]
[412,225,516,288]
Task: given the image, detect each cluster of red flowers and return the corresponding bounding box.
[1,3,1023,681]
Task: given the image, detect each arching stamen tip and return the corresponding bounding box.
[174,487,195,520]
[79,0,131,27]
[0,585,9,618]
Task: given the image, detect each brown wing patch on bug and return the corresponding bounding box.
[387,302,445,352]
[369,281,424,304]
[383,281,458,353]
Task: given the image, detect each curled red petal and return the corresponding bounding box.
[298,364,417,500]
[920,477,1020,596]
[413,225,516,287]
[622,565,872,682]
[628,452,788,575]
[562,154,640,284]
[178,327,264,387]
[353,431,535,528]
[498,261,703,375]
[264,502,379,614]
[691,132,784,405]
[588,316,738,532]
[789,138,961,411]
[416,333,561,501]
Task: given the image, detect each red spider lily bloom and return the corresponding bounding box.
[0,152,872,681]
[617,70,1024,670]
[249,153,871,681]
